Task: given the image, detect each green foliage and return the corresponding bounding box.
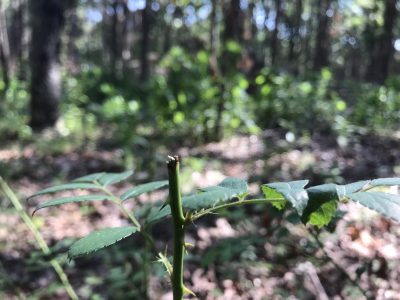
[254,69,344,135]
[0,78,31,139]
[68,226,138,259]
[27,183,99,199]
[264,178,400,227]
[302,184,339,227]
[31,169,400,253]
[347,192,400,223]
[121,180,169,201]
[30,168,400,299]
[33,194,113,214]
[182,177,248,210]
[263,180,308,215]
[147,47,259,138]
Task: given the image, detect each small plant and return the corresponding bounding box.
[29,156,400,299]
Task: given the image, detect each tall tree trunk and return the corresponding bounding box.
[271,0,282,65]
[288,0,302,73]
[140,0,151,82]
[313,0,332,70]
[209,0,220,77]
[29,0,68,130]
[66,7,80,74]
[121,0,133,72]
[0,0,10,89]
[223,0,244,42]
[110,0,119,76]
[378,0,397,83]
[8,0,26,77]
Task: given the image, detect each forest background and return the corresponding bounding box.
[1,0,400,299]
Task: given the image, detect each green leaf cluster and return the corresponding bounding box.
[30,170,400,260]
[263,177,400,228]
[30,170,169,259]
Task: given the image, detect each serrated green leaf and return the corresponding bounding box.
[261,185,286,210]
[73,172,106,182]
[28,183,99,199]
[120,180,168,201]
[143,205,172,224]
[33,194,112,214]
[201,177,247,193]
[73,171,133,186]
[98,171,134,186]
[182,177,248,211]
[343,180,371,194]
[348,192,400,222]
[68,226,138,259]
[302,183,339,227]
[370,178,400,187]
[308,199,337,228]
[264,180,309,215]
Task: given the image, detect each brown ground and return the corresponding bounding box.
[1,131,400,299]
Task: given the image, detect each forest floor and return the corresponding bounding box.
[1,130,400,299]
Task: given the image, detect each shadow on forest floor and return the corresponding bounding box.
[1,130,400,299]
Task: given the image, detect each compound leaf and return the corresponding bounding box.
[343,180,371,194]
[182,177,247,211]
[68,226,138,259]
[201,177,247,193]
[302,183,339,227]
[264,180,309,215]
[73,172,106,183]
[98,171,134,186]
[141,204,172,225]
[121,180,168,201]
[348,192,400,222]
[33,194,112,214]
[261,185,286,210]
[73,171,133,186]
[370,178,400,187]
[28,183,99,199]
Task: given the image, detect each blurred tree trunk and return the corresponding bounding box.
[29,0,70,130]
[8,0,26,77]
[140,0,151,82]
[288,0,302,73]
[379,0,398,81]
[209,0,220,77]
[313,0,332,70]
[365,0,397,83]
[223,0,244,42]
[0,0,10,89]
[204,0,220,142]
[110,0,119,76]
[66,7,81,74]
[121,0,133,72]
[271,0,282,65]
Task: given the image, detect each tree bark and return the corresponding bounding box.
[140,0,151,82]
[29,0,69,130]
[366,0,397,83]
[8,0,26,77]
[313,0,332,71]
[0,0,10,89]
[223,0,244,42]
[271,0,282,65]
[288,0,302,73]
[110,0,119,76]
[378,0,397,83]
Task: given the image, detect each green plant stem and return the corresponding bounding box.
[167,156,185,300]
[0,177,79,300]
[190,198,285,222]
[96,184,141,230]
